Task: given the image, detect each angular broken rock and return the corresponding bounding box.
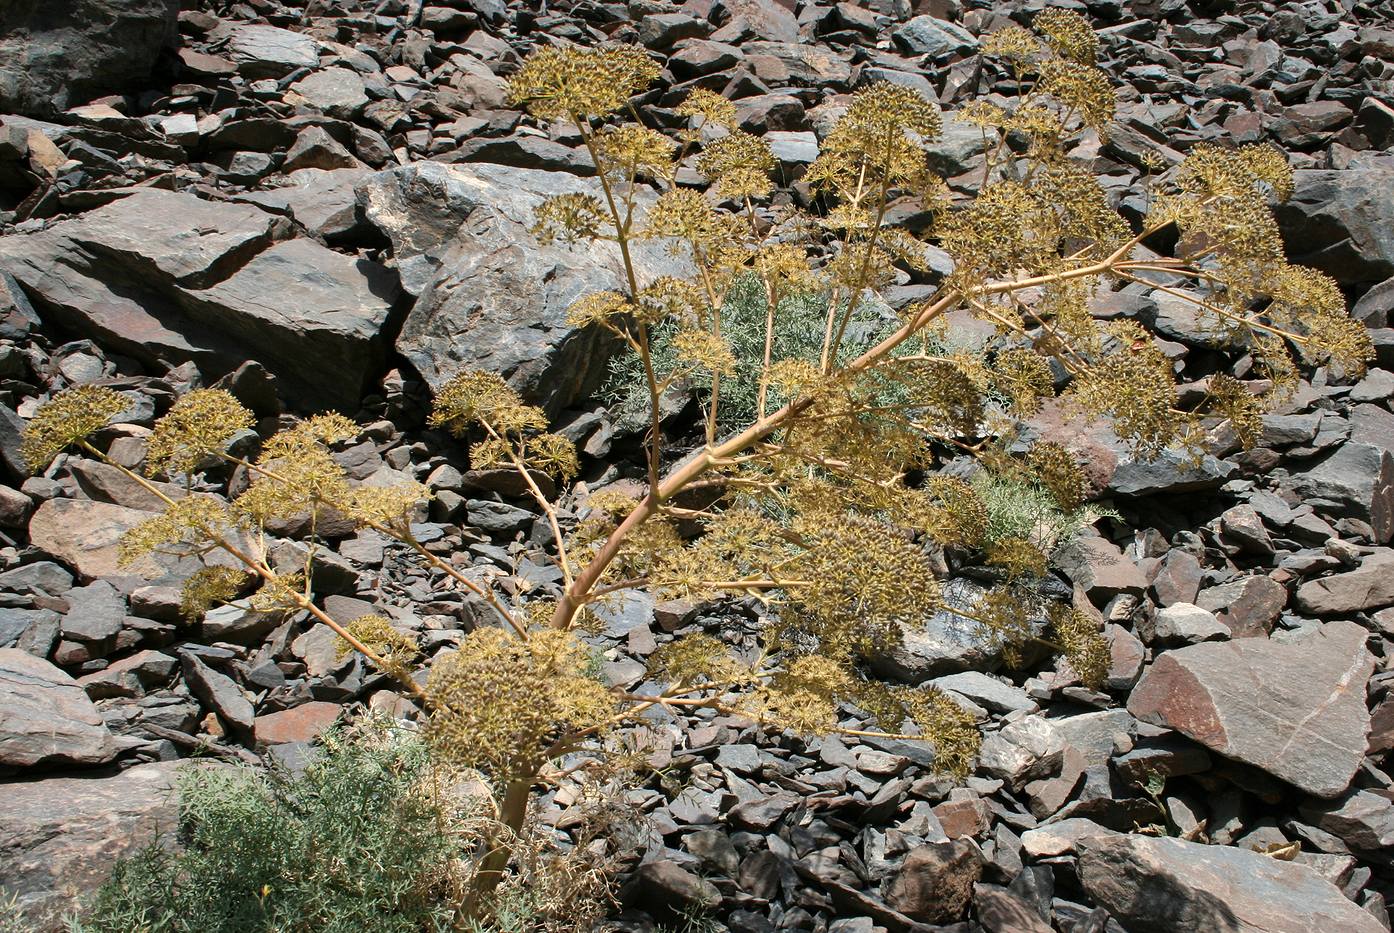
[1078,834,1385,933]
[1295,549,1394,615]
[0,647,116,767]
[179,650,255,740]
[1127,621,1373,797]
[358,161,686,416]
[0,0,178,117]
[883,839,983,923]
[0,760,198,927]
[0,189,396,411]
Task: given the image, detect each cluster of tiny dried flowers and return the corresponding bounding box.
[504,44,657,121]
[19,384,129,470]
[425,626,616,776]
[430,370,579,481]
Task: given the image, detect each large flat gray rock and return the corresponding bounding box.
[0,189,397,411]
[1078,834,1385,933]
[358,161,685,416]
[1127,621,1373,798]
[0,760,197,929]
[0,648,115,768]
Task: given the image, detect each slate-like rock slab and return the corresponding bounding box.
[1295,549,1394,614]
[0,647,116,767]
[358,161,685,416]
[0,760,199,927]
[1127,621,1373,797]
[0,0,178,117]
[0,189,396,411]
[27,498,159,580]
[1078,834,1386,933]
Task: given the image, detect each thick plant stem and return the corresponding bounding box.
[547,230,1170,632]
[463,776,535,920]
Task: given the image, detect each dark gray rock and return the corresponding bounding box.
[1295,549,1394,614]
[0,190,398,411]
[0,648,116,767]
[179,650,254,740]
[1077,834,1385,933]
[60,581,125,643]
[222,23,319,78]
[359,161,685,416]
[621,860,721,923]
[1289,443,1394,544]
[1277,168,1394,288]
[892,16,978,57]
[1300,790,1394,852]
[0,0,178,116]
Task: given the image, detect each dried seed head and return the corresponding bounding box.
[178,566,251,623]
[677,88,737,130]
[146,389,255,476]
[1034,8,1099,66]
[696,130,776,200]
[506,45,658,120]
[21,385,129,470]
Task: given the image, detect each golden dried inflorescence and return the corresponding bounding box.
[20,385,129,470]
[505,45,658,121]
[145,389,255,476]
[425,627,615,774]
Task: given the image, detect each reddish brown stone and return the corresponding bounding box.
[1195,575,1288,638]
[253,701,342,745]
[933,794,991,839]
[1128,622,1373,798]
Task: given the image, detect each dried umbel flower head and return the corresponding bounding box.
[1033,8,1099,66]
[119,496,245,568]
[506,44,658,120]
[430,370,547,436]
[696,130,776,201]
[807,82,943,202]
[178,566,251,622]
[336,614,419,678]
[21,385,129,470]
[236,422,351,525]
[145,389,255,476]
[533,192,610,245]
[677,88,737,130]
[425,627,615,775]
[1048,603,1109,690]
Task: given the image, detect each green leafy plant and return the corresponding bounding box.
[68,718,614,933]
[972,471,1120,558]
[71,718,466,933]
[23,11,1374,923]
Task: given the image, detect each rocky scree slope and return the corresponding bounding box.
[1,0,1394,930]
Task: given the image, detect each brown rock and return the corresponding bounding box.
[1057,534,1147,601]
[1150,549,1202,606]
[1078,834,1385,933]
[933,792,991,839]
[1127,622,1373,797]
[1195,575,1287,638]
[1295,550,1394,615]
[0,648,115,768]
[884,839,983,923]
[0,761,208,927]
[253,701,341,745]
[27,498,159,580]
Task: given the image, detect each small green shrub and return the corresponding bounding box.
[72,718,467,933]
[603,271,897,433]
[0,893,33,933]
[973,471,1119,558]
